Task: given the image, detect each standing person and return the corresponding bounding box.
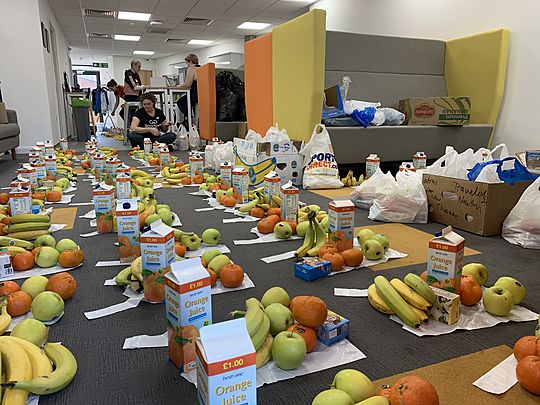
[128,93,176,150]
[106,79,126,119]
[176,53,200,128]
[123,59,145,124]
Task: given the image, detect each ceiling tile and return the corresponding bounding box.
[80,0,115,10]
[236,0,277,7]
[188,0,237,19]
[153,6,192,17]
[157,0,198,8]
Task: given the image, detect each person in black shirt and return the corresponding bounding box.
[176,53,200,128]
[124,60,144,101]
[128,93,176,150]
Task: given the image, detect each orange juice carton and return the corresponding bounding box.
[117,199,140,263]
[232,167,249,203]
[427,226,464,294]
[28,151,40,165]
[165,258,212,373]
[32,160,46,183]
[9,186,32,216]
[44,141,54,156]
[152,142,160,154]
[140,220,175,303]
[36,142,46,156]
[427,287,460,325]
[93,152,106,173]
[159,147,170,168]
[44,155,57,178]
[365,154,380,179]
[93,183,115,233]
[115,171,132,200]
[17,165,37,188]
[280,182,299,222]
[195,318,256,405]
[10,179,31,191]
[143,138,152,154]
[105,157,120,177]
[328,199,355,251]
[316,310,350,346]
[413,152,427,169]
[60,138,69,150]
[220,162,233,185]
[190,153,204,178]
[264,171,281,206]
[85,142,96,154]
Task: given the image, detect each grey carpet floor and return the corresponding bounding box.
[2,148,539,405]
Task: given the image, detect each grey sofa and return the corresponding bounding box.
[324,31,494,165]
[0,110,20,159]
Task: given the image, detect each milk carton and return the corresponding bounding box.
[143,138,152,155]
[44,155,57,178]
[140,220,175,303]
[365,154,380,179]
[117,199,140,263]
[165,258,212,373]
[93,153,106,174]
[232,167,249,203]
[28,151,40,165]
[93,183,115,233]
[195,318,256,405]
[32,160,46,184]
[190,154,204,178]
[427,226,464,294]
[264,171,281,207]
[44,141,54,156]
[220,162,232,185]
[17,166,37,189]
[160,147,170,168]
[36,142,46,156]
[328,199,355,251]
[9,186,32,216]
[280,182,299,222]
[115,172,132,200]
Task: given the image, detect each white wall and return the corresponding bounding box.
[312,0,540,153]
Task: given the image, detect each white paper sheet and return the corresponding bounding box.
[123,331,168,349]
[49,224,67,232]
[45,194,74,204]
[63,185,77,194]
[1,263,82,281]
[79,209,96,219]
[84,296,143,320]
[261,250,296,263]
[71,201,94,206]
[223,215,259,223]
[473,354,518,394]
[96,260,126,267]
[79,231,100,238]
[90,219,97,227]
[189,190,212,197]
[153,183,163,190]
[104,278,117,286]
[334,288,368,297]
[234,227,303,245]
[184,244,231,258]
[27,395,39,405]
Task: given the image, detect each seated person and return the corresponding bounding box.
[127,93,176,151]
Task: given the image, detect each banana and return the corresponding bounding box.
[306,216,328,257]
[403,273,440,310]
[255,334,273,368]
[367,284,394,315]
[408,305,429,324]
[295,218,316,258]
[133,184,145,199]
[143,198,157,215]
[239,198,259,213]
[315,211,327,222]
[130,169,148,178]
[166,173,189,180]
[10,214,50,224]
[7,343,77,395]
[0,301,11,334]
[356,396,390,405]
[390,278,432,311]
[165,178,185,184]
[256,203,270,211]
[319,216,329,231]
[6,222,51,233]
[162,167,171,178]
[130,257,143,282]
[271,195,282,207]
[115,266,132,286]
[0,236,34,250]
[6,230,50,241]
[0,338,32,405]
[250,313,270,350]
[5,246,28,256]
[244,298,265,338]
[374,276,421,328]
[0,337,52,378]
[299,204,320,214]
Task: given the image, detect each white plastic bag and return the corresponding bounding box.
[381,108,405,126]
[189,124,200,151]
[502,176,540,249]
[213,142,234,172]
[204,143,216,169]
[424,146,473,179]
[486,143,510,161]
[344,100,381,115]
[245,129,263,142]
[474,163,504,184]
[371,110,385,126]
[340,76,352,102]
[176,125,189,151]
[265,123,289,143]
[300,124,343,189]
[350,169,392,210]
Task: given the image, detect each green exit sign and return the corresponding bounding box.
[92,62,109,68]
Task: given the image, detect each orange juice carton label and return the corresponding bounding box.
[195,318,256,405]
[93,153,106,173]
[427,226,464,294]
[232,167,249,203]
[17,166,37,188]
[36,142,46,156]
[280,182,299,221]
[60,138,68,150]
[264,171,281,206]
[399,162,416,172]
[44,155,57,177]
[28,151,40,165]
[143,138,152,154]
[93,183,115,218]
[44,141,54,156]
[365,154,380,179]
[165,258,212,373]
[160,147,170,168]
[315,310,350,346]
[140,220,175,303]
[190,154,204,178]
[427,287,460,325]
[413,152,427,169]
[9,186,32,216]
[32,160,46,180]
[115,172,132,200]
[117,199,140,263]
[328,199,355,251]
[220,162,233,185]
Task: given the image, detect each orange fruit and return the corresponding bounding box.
[7,290,32,317]
[289,296,328,328]
[388,376,439,405]
[322,252,345,272]
[175,243,186,257]
[459,275,483,306]
[340,248,363,267]
[58,249,85,268]
[250,207,265,218]
[516,355,540,395]
[12,251,35,271]
[514,336,540,362]
[220,264,244,288]
[47,272,77,300]
[319,243,338,258]
[287,324,317,352]
[0,281,20,296]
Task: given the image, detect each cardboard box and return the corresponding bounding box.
[264,172,281,207]
[190,154,204,178]
[294,258,331,281]
[116,199,140,263]
[0,103,8,124]
[220,162,232,185]
[115,172,132,200]
[233,137,303,186]
[316,310,349,346]
[399,97,471,126]
[165,258,212,373]
[280,183,299,222]
[93,183,115,233]
[422,173,533,236]
[232,167,249,203]
[196,318,256,405]
[427,226,464,294]
[9,186,32,216]
[328,199,355,251]
[427,287,460,325]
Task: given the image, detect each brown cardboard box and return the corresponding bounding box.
[422,174,532,236]
[399,97,471,126]
[0,103,8,124]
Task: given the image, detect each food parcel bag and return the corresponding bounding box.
[300,124,342,189]
[502,176,540,249]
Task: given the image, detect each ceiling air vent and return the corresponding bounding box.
[87,33,113,39]
[84,9,116,18]
[183,17,214,26]
[165,38,188,44]
[147,27,171,35]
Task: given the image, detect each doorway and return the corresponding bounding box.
[49,23,66,140]
[73,70,101,90]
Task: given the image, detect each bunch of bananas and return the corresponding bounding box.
[341,170,363,187]
[239,188,270,213]
[56,164,77,182]
[298,205,328,227]
[115,256,144,292]
[1,214,51,242]
[98,147,118,157]
[368,274,440,328]
[0,300,11,334]
[160,165,190,185]
[295,208,328,258]
[0,337,77,402]
[130,170,155,198]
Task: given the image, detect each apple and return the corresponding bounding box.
[31,291,64,321]
[35,246,60,268]
[207,254,231,276]
[332,369,376,403]
[55,238,78,253]
[271,331,306,370]
[462,263,488,286]
[357,229,375,245]
[296,221,310,237]
[21,276,49,299]
[34,235,56,248]
[261,287,290,308]
[51,186,63,194]
[11,318,48,346]
[202,228,221,245]
[226,188,234,197]
[201,249,222,266]
[362,239,385,261]
[264,303,294,336]
[483,286,514,317]
[312,389,354,405]
[156,204,170,211]
[215,189,226,201]
[274,222,292,239]
[181,234,201,251]
[158,209,175,226]
[145,213,161,226]
[369,234,389,252]
[495,277,526,304]
[207,175,217,183]
[140,178,154,188]
[199,183,210,191]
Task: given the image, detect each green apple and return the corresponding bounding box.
[332,369,376,403]
[145,213,161,226]
[203,172,209,179]
[271,331,306,370]
[199,183,210,191]
[362,239,385,261]
[356,396,389,405]
[296,221,310,237]
[483,286,514,317]
[274,222,292,239]
[31,291,64,321]
[357,229,375,245]
[51,186,63,194]
[156,204,170,211]
[158,209,175,226]
[143,187,154,197]
[54,179,68,190]
[35,246,60,268]
[11,318,48,346]
[207,175,217,183]
[226,187,234,197]
[312,389,353,405]
[494,277,526,304]
[207,254,231,276]
[369,234,389,252]
[264,303,294,336]
[140,178,154,188]
[261,287,290,308]
[55,238,78,253]
[181,234,201,251]
[201,249,222,266]
[216,190,226,201]
[21,276,49,299]
[202,228,221,245]
[462,263,488,286]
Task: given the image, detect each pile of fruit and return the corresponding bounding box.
[53,147,78,163]
[130,170,156,198]
[80,147,118,169]
[357,228,390,260]
[341,170,363,187]
[514,333,540,395]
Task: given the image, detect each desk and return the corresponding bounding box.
[145,87,192,132]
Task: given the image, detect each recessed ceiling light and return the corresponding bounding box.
[134,50,155,55]
[117,11,151,21]
[237,22,270,30]
[188,39,213,45]
[114,34,140,41]
[150,20,163,25]
[215,61,231,65]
